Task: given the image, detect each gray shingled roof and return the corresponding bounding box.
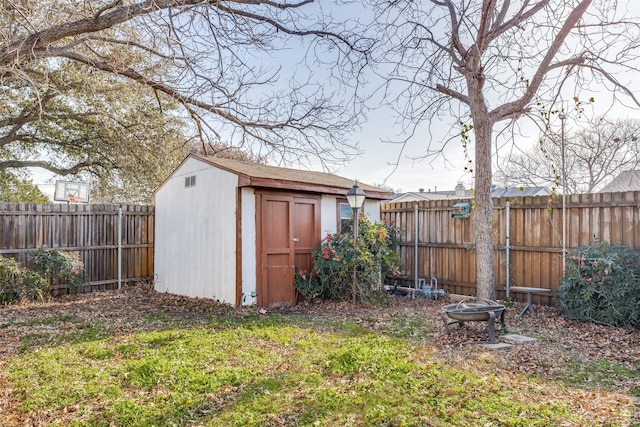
[600,170,640,193]
[193,155,393,199]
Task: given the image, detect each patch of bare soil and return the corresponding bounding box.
[0,287,639,425]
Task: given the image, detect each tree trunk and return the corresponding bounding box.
[464,40,496,301]
[473,117,496,301]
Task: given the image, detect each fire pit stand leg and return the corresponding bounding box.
[440,311,452,335]
[488,311,496,343]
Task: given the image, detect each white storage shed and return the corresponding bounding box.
[154,154,393,307]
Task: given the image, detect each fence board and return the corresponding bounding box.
[382,191,640,303]
[0,203,154,294]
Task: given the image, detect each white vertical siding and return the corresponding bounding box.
[154,157,237,304]
[240,187,257,305]
[363,200,382,222]
[320,195,338,236]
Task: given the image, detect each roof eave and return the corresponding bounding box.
[242,177,393,200]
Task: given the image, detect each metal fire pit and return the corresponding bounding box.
[440,300,507,343]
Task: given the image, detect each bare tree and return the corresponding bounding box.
[496,117,640,194]
[370,1,640,299]
[0,0,370,181]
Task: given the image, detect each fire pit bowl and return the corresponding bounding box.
[440,299,507,343]
[441,300,506,321]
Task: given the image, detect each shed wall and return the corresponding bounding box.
[154,157,237,303]
[241,187,257,305]
[320,195,338,235]
[363,200,382,222]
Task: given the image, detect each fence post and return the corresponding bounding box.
[118,207,122,290]
[414,202,419,290]
[506,201,511,299]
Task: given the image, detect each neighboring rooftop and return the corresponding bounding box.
[490,185,551,197]
[389,183,551,203]
[600,170,640,193]
[389,191,463,204]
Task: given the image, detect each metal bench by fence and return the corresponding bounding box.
[510,286,553,320]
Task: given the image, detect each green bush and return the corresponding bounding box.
[0,255,50,303]
[0,256,22,303]
[18,270,50,302]
[0,249,85,303]
[28,247,85,290]
[295,217,402,303]
[557,243,640,328]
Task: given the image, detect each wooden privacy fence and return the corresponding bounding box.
[0,203,154,293]
[381,191,640,303]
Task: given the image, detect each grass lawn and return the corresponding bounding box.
[0,288,638,426]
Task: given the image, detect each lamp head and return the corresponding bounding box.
[346,181,366,209]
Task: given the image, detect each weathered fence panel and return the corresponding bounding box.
[0,203,154,293]
[382,191,640,302]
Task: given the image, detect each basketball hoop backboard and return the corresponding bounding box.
[53,181,90,203]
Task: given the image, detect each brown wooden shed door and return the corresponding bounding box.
[257,193,320,308]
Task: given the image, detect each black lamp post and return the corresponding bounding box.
[346,181,366,243]
[346,181,366,302]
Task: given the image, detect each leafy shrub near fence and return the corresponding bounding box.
[557,243,640,328]
[0,256,22,303]
[295,216,402,303]
[0,248,85,303]
[28,247,85,289]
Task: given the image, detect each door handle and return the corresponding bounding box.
[291,237,299,242]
